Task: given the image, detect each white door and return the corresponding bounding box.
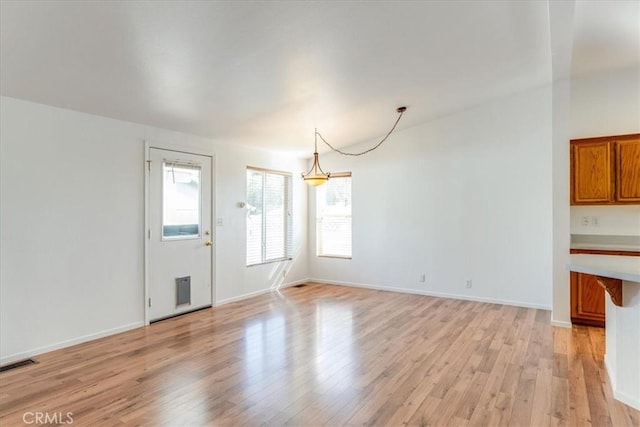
[148,148,213,321]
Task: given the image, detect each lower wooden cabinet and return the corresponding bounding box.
[570,271,611,327]
[569,249,638,327]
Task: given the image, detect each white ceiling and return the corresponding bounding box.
[0,1,636,155]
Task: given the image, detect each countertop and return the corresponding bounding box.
[570,234,640,252]
[568,254,640,282]
[570,243,640,252]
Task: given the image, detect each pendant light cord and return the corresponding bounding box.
[315,106,406,157]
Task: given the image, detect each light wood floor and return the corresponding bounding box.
[1,283,639,426]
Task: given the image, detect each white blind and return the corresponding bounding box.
[246,167,292,266]
[317,175,352,258]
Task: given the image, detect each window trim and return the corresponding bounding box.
[316,173,352,259]
[246,166,293,267]
[317,254,353,260]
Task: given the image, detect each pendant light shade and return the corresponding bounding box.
[304,175,330,187]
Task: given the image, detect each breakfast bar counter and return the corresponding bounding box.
[568,254,640,410]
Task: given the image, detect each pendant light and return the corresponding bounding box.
[301,129,330,187]
[301,106,407,187]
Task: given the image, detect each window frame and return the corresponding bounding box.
[316,173,352,259]
[246,166,293,267]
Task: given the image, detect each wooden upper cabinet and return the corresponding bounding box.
[572,141,613,204]
[615,138,640,202]
[571,134,640,205]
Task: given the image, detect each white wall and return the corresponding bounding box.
[309,85,553,309]
[571,68,640,139]
[569,68,640,237]
[0,96,308,363]
[548,0,573,328]
[551,78,572,327]
[605,281,640,411]
[571,205,640,236]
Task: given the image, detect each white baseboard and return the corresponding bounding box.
[605,353,640,411]
[612,389,640,411]
[280,278,308,288]
[309,278,552,311]
[1,280,310,366]
[0,278,552,366]
[604,354,616,390]
[0,321,144,366]
[215,279,305,306]
[551,319,572,328]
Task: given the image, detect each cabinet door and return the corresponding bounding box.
[571,272,605,327]
[572,141,613,204]
[615,138,640,202]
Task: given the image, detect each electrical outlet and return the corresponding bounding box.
[282,270,287,278]
[591,216,600,226]
[466,279,472,289]
[581,216,590,226]
[419,274,426,283]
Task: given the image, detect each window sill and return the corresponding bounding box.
[247,257,292,267]
[317,255,352,260]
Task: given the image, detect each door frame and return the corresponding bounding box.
[143,140,216,325]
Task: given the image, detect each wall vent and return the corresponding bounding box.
[0,358,37,373]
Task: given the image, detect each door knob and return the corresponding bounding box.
[205,240,213,247]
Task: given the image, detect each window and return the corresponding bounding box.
[246,167,293,266]
[162,162,201,239]
[317,174,352,258]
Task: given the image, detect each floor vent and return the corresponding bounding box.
[0,358,37,373]
[293,284,307,288]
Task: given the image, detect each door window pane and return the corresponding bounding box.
[163,162,201,239]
